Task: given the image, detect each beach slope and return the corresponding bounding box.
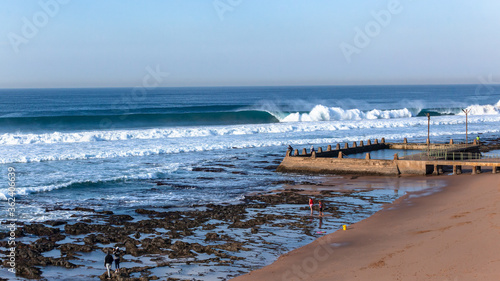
[233,174,500,281]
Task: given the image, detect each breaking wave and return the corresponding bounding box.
[280,105,415,122]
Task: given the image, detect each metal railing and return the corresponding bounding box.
[400,150,500,161]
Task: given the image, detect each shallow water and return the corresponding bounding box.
[0,177,446,280]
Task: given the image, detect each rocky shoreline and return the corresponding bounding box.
[0,183,399,281]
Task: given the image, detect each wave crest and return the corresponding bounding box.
[460,100,500,115]
[280,105,414,122]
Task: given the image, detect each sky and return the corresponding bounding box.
[0,0,499,88]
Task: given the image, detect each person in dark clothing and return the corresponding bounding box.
[319,200,324,217]
[287,145,293,156]
[104,251,114,278]
[113,247,121,272]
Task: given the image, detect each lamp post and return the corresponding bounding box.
[426,113,430,143]
[462,108,470,145]
[426,113,430,153]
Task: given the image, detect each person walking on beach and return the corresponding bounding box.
[310,145,314,153]
[319,200,324,217]
[113,247,121,273]
[104,250,114,278]
[309,198,314,215]
[476,135,480,145]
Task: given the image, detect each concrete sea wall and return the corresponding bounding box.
[278,138,493,176]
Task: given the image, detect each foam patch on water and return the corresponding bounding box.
[2,114,500,147]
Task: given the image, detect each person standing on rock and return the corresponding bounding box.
[309,198,314,215]
[319,200,324,217]
[113,247,121,273]
[105,250,114,278]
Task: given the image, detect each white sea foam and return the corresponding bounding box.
[459,100,500,116]
[2,122,499,165]
[280,105,414,122]
[1,114,500,148]
[0,165,179,198]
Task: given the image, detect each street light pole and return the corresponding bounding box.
[426,113,430,143]
[462,109,470,145]
[426,113,430,152]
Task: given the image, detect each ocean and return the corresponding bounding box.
[1,84,500,222]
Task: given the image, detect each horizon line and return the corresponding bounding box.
[0,82,497,91]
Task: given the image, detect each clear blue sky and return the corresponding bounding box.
[1,0,499,88]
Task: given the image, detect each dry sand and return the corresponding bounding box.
[233,174,500,281]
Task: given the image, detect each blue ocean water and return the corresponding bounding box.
[1,85,500,221]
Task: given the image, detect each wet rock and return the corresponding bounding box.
[124,239,142,257]
[169,241,196,258]
[33,238,57,252]
[141,237,171,253]
[213,242,250,252]
[64,223,92,235]
[84,234,111,245]
[263,165,278,170]
[205,232,219,241]
[59,243,94,253]
[23,224,60,236]
[168,230,181,239]
[229,214,278,229]
[44,220,67,227]
[49,258,79,269]
[206,204,247,221]
[216,163,236,168]
[45,206,72,212]
[245,191,310,205]
[271,180,297,185]
[231,171,248,175]
[48,233,66,242]
[191,243,214,254]
[108,215,134,225]
[192,167,225,173]
[73,207,96,213]
[202,224,216,230]
[16,265,42,279]
[135,209,180,219]
[135,208,159,215]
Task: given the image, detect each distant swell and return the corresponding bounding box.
[0,110,280,132]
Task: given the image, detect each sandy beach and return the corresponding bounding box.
[233,173,500,281]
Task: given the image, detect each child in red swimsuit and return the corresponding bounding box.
[309,198,313,215]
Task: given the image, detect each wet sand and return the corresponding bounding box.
[233,174,500,281]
